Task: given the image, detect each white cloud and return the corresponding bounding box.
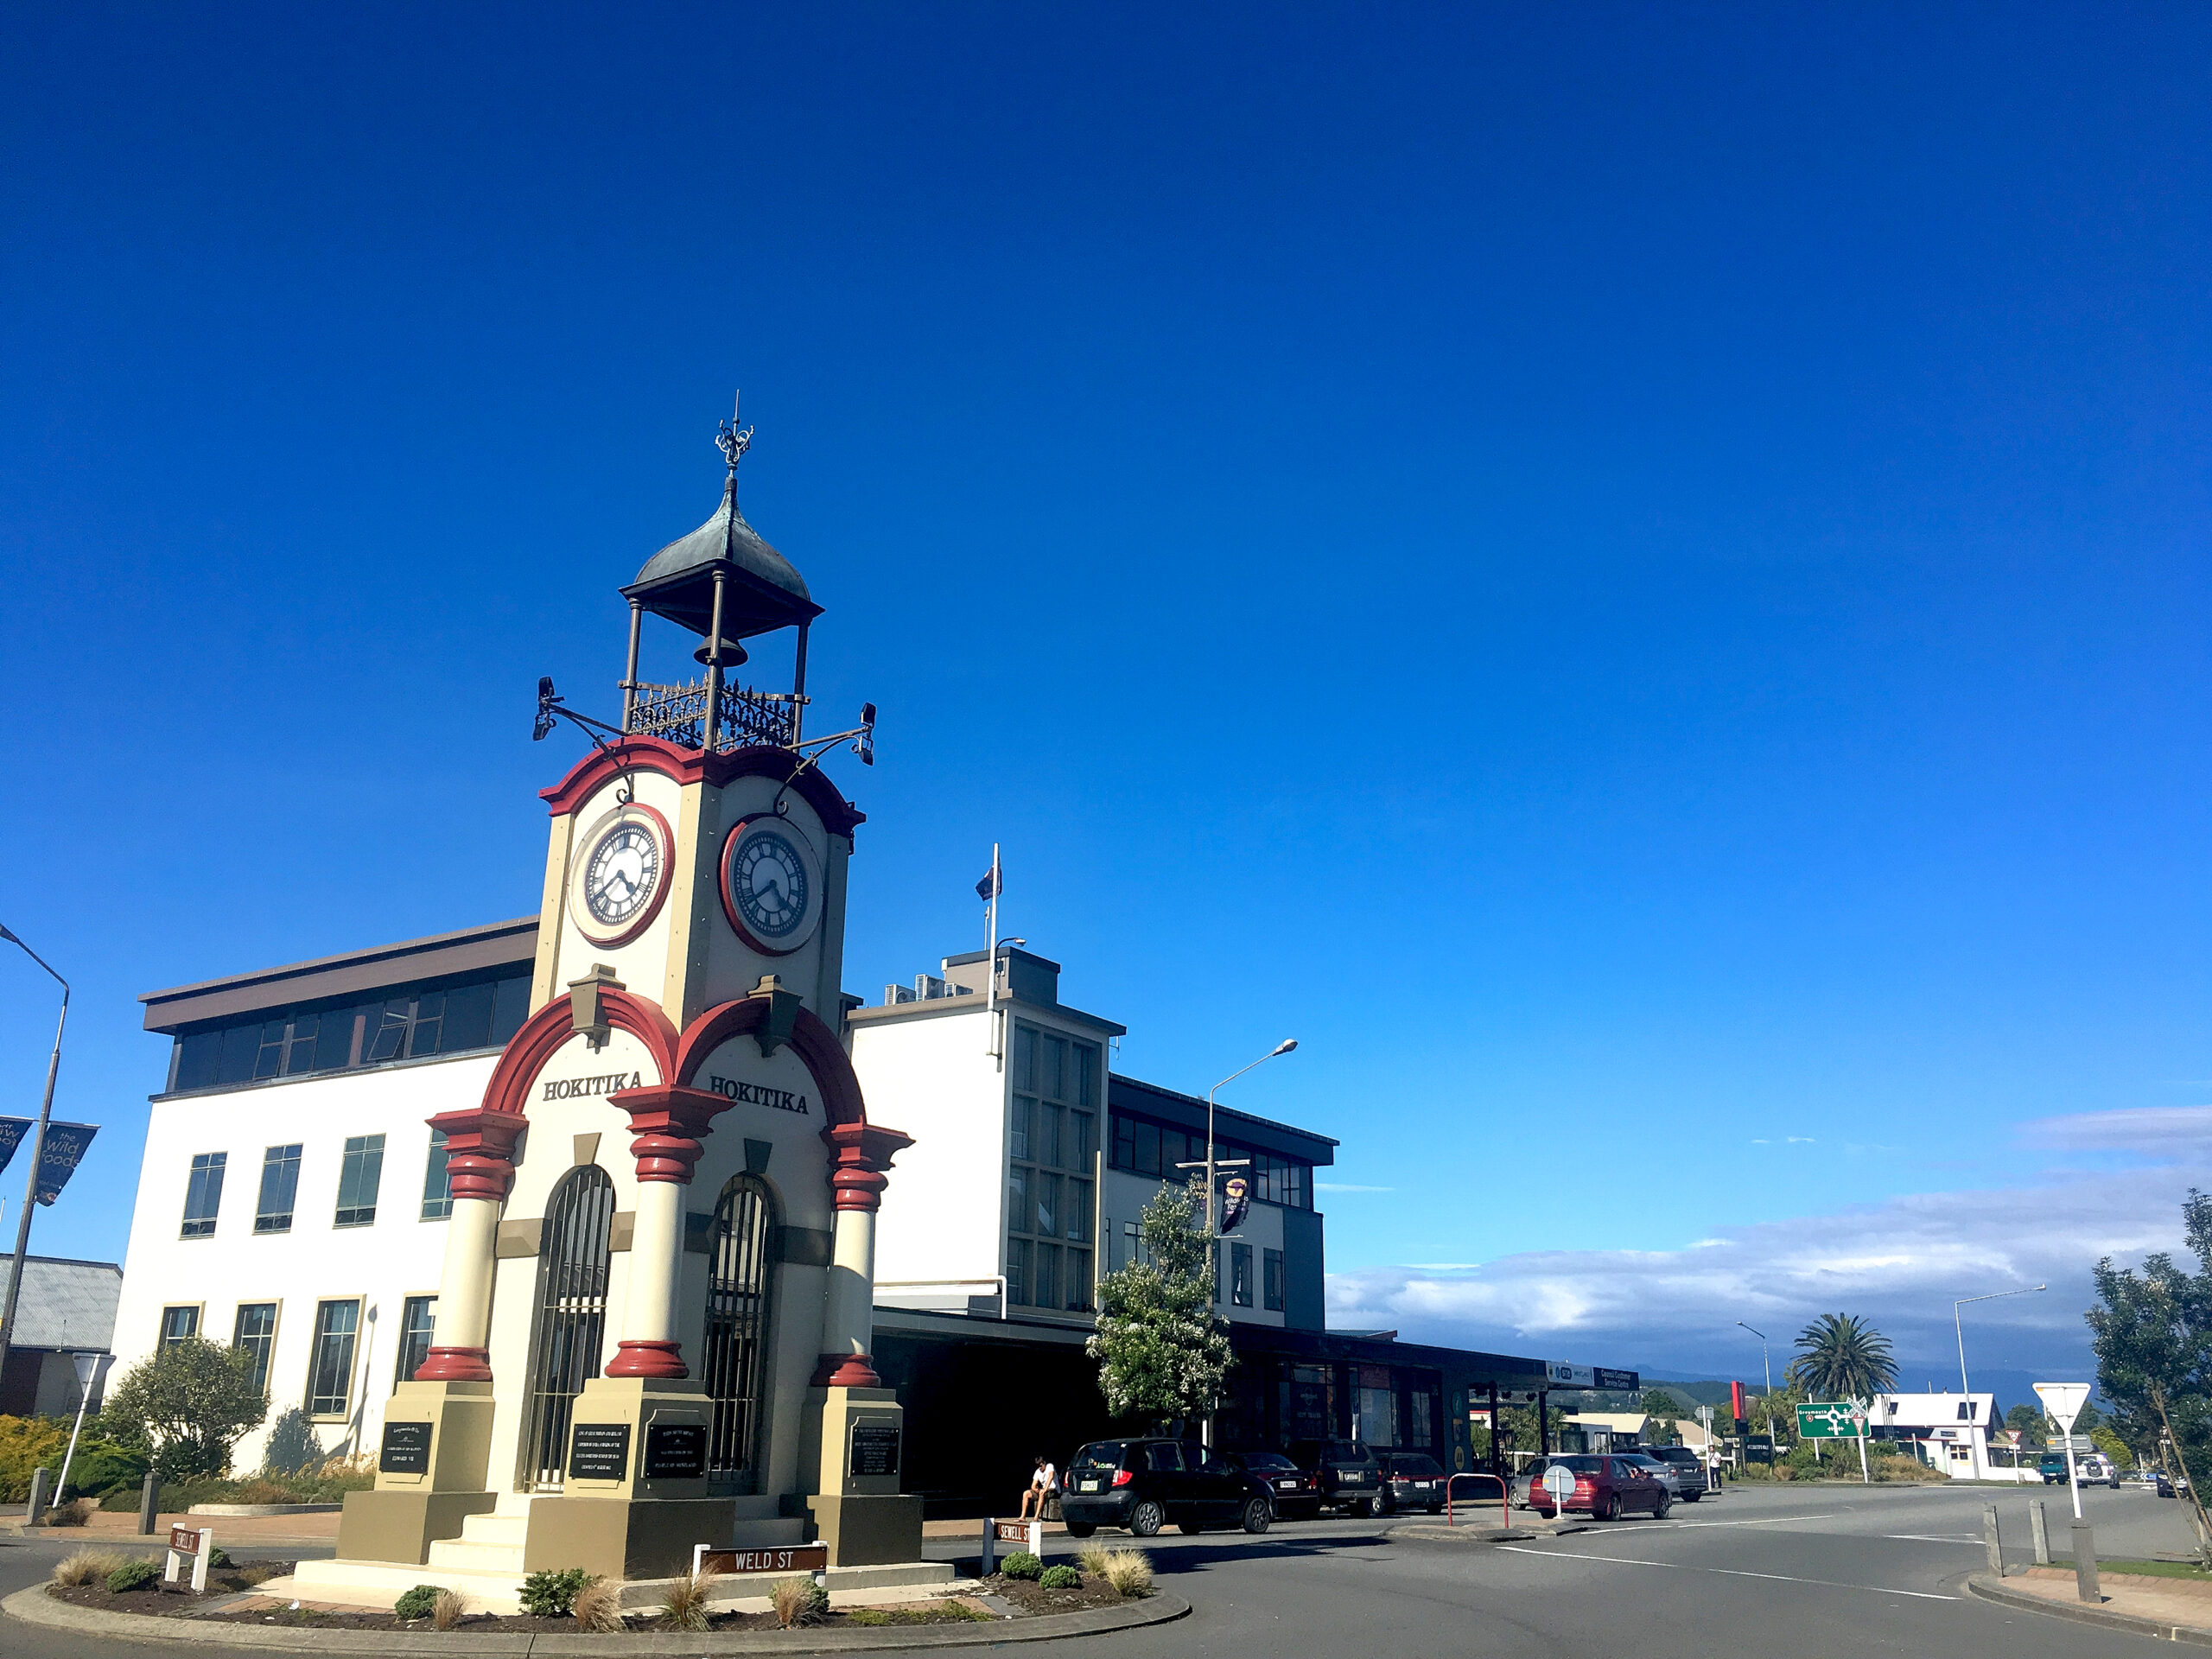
[1325,1105,2208,1377]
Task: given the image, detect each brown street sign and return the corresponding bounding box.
[696,1545,830,1576]
[168,1526,203,1554]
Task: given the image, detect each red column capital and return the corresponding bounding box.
[427,1107,529,1203]
[821,1122,914,1212]
[610,1084,730,1183]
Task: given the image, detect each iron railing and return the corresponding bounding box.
[516,1165,615,1492]
[702,1176,776,1491]
[626,677,800,750]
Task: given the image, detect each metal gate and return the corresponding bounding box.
[702,1174,777,1491]
[515,1164,615,1492]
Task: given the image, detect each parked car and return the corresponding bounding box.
[1287,1438,1384,1516]
[1526,1453,1672,1522]
[1640,1445,1708,1502]
[2076,1452,2120,1488]
[1613,1451,1700,1504]
[1229,1449,1321,1520]
[1060,1439,1275,1538]
[1376,1452,1447,1515]
[2122,1466,2178,1497]
[2036,1452,2069,1484]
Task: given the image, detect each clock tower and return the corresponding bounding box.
[320,407,924,1597]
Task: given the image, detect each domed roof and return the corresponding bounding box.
[622,473,822,641]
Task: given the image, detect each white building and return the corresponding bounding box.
[1868,1390,1999,1478]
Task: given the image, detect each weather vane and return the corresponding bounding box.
[715,390,754,473]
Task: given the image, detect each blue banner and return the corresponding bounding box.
[0,1118,99,1205]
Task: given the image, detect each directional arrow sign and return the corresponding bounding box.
[1796,1402,1864,1439]
[2034,1382,2090,1435]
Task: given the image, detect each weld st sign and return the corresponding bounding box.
[1796,1402,1863,1440]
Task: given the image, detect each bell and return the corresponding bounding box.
[693,634,749,667]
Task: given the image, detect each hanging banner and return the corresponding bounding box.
[1219,1175,1250,1233]
[0,1122,100,1205]
[0,1119,28,1178]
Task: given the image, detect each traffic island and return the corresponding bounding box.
[1390,1522,1586,1542]
[1967,1567,2212,1644]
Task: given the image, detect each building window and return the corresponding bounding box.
[159,1306,200,1348]
[167,970,533,1095]
[255,1144,302,1234]
[180,1152,226,1239]
[307,1300,360,1418]
[1409,1389,1434,1449]
[232,1302,278,1395]
[1122,1219,1142,1268]
[1356,1367,1398,1446]
[1264,1248,1285,1312]
[1212,1241,1224,1305]
[1231,1243,1254,1307]
[1109,1112,1313,1207]
[334,1134,385,1227]
[1007,1022,1100,1314]
[420,1128,454,1220]
[394,1295,437,1388]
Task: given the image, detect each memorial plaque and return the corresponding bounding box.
[569,1421,632,1482]
[379,1420,432,1475]
[849,1421,901,1478]
[644,1421,708,1479]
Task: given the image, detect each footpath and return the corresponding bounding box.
[1971,1566,2212,1645]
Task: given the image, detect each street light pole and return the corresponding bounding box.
[1737,1321,1774,1439]
[0,924,68,1386]
[1204,1039,1298,1238]
[1955,1284,2045,1479]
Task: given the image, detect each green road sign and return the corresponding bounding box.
[1796,1402,1864,1439]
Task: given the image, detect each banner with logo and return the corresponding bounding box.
[1219,1175,1250,1232]
[0,1119,99,1205]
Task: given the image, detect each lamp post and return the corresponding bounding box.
[1955,1284,2045,1478]
[1736,1320,1774,1439]
[1204,1040,1298,1238]
[0,924,67,1386]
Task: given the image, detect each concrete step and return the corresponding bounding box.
[725,1517,807,1547]
[287,1558,530,1616]
[426,1535,527,1573]
[457,1510,531,1546]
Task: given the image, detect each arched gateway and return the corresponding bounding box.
[311,413,925,1599]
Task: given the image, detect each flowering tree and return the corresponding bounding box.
[1087,1179,1233,1425]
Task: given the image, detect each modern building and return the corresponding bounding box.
[0,1254,122,1416]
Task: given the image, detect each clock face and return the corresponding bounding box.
[720,814,824,955]
[584,822,661,925]
[569,804,674,946]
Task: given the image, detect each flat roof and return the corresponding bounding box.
[141,918,539,1033]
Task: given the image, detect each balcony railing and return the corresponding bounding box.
[626,677,801,750]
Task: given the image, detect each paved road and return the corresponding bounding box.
[0,1480,2194,1656]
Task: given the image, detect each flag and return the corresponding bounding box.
[1220,1175,1250,1233]
[976,864,1001,902]
[0,1118,98,1205]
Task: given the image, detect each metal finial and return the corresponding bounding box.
[715,391,753,473]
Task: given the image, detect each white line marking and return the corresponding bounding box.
[1495,1544,1959,1601]
[1882,1534,1980,1544]
[1650,1513,1839,1529]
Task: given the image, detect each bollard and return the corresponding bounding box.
[26,1466,49,1527]
[2072,1522,2101,1604]
[2029,1500,2050,1565]
[1982,1503,2004,1578]
[139,1471,159,1535]
[980,1518,996,1577]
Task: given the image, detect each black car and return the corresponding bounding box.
[1230,1449,1322,1519]
[1376,1452,1447,1515]
[1287,1438,1384,1516]
[1060,1438,1274,1537]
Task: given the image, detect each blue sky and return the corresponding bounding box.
[2,3,2208,1382]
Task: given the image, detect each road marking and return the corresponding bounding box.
[1649,1513,1839,1529]
[1882,1534,1980,1544]
[1495,1544,1958,1601]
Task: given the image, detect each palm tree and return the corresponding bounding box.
[1786,1313,1898,1402]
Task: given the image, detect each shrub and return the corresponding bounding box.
[207,1548,233,1568]
[106,1560,163,1593]
[1076,1542,1111,1578]
[659,1569,717,1631]
[1100,1548,1154,1598]
[572,1578,626,1631]
[59,1437,149,1501]
[520,1567,595,1617]
[263,1409,324,1478]
[394,1584,446,1620]
[769,1575,829,1626]
[432,1590,467,1630]
[101,1340,268,1479]
[0,1414,69,1503]
[1039,1564,1082,1589]
[42,1496,96,1527]
[998,1550,1043,1580]
[52,1549,129,1586]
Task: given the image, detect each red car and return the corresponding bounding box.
[1527,1453,1672,1521]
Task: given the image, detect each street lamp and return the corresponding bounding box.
[1203,1040,1298,1238]
[1737,1321,1774,1439]
[0,924,67,1386]
[1955,1284,2045,1477]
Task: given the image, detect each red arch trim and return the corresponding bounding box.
[480,988,679,1119]
[538,735,866,838]
[673,999,867,1128]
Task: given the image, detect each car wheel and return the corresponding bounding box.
[1065,1523,1096,1538]
[1357,1497,1377,1518]
[1599,1494,1619,1522]
[1128,1499,1166,1537]
[1682,1491,1700,1503]
[1654,1494,1672,1519]
[1243,1498,1272,1534]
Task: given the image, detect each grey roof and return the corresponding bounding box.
[0,1255,122,1351]
[624,476,821,640]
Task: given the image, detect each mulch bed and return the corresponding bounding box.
[979,1573,1138,1614]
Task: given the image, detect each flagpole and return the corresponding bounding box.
[985,842,1000,1065]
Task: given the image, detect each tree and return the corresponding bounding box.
[2088,1189,2212,1556]
[1087,1179,1233,1424]
[102,1338,268,1478]
[2005,1403,2046,1450]
[1640,1389,1686,1444]
[1785,1313,1898,1402]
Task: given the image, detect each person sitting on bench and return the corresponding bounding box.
[1018,1454,1057,1520]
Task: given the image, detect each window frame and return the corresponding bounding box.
[180,1150,227,1240]
[159,1304,203,1348]
[254,1143,303,1235]
[333,1133,386,1229]
[1263,1247,1286,1312]
[1005,1020,1101,1313]
[232,1300,281,1395]
[419,1127,454,1220]
[393,1294,439,1389]
[305,1297,365,1421]
[1231,1242,1255,1307]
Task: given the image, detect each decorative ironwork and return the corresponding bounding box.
[626,677,800,751]
[716,391,753,472]
[702,1174,778,1491]
[516,1164,615,1493]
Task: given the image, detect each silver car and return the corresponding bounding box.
[1616,1451,1702,1503]
[1639,1445,1710,1502]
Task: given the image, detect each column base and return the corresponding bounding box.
[523,1495,735,1580]
[607,1338,689,1378]
[811,1351,882,1388]
[333,1488,497,1566]
[806,1493,925,1567]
